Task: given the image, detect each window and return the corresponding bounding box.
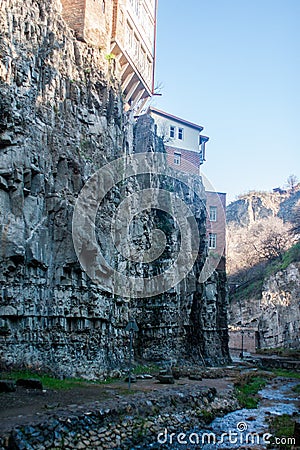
[178,128,184,140]
[174,152,181,165]
[209,206,217,221]
[170,125,175,138]
[209,233,217,249]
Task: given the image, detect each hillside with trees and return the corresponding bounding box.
[227,179,300,352]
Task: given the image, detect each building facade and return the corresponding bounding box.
[206,191,226,270]
[149,107,226,269]
[60,0,157,107]
[149,107,209,175]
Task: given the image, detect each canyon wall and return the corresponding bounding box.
[0,0,229,378]
[229,262,300,351]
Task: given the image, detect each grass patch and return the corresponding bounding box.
[270,369,300,379]
[0,370,118,390]
[132,363,160,375]
[267,414,297,449]
[234,371,272,408]
[231,242,300,304]
[232,278,264,302]
[264,241,300,278]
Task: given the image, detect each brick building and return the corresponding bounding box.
[229,328,259,356]
[60,0,157,107]
[149,107,209,175]
[206,191,226,270]
[149,107,226,270]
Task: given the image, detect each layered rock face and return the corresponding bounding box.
[0,0,229,377]
[229,263,300,350]
[259,262,300,349]
[227,188,300,227]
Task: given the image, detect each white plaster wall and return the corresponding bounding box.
[150,112,201,152]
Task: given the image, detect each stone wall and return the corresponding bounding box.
[0,383,238,450]
[0,0,230,378]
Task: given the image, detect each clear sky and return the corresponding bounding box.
[151,0,300,203]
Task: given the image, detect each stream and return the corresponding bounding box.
[139,377,299,449]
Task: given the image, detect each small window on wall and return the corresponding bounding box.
[209,206,217,221]
[170,126,176,138]
[209,233,217,249]
[178,128,184,140]
[174,152,181,165]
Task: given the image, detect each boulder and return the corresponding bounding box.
[157,374,175,384]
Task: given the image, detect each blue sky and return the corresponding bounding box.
[151,0,300,203]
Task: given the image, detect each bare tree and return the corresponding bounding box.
[286,174,298,191]
[227,217,294,275]
[156,119,174,144]
[248,217,293,261]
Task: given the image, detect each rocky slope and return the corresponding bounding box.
[0,0,229,377]
[259,261,300,348]
[229,256,300,350]
[227,186,300,351]
[227,187,300,227]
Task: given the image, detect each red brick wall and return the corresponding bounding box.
[206,191,226,269]
[112,0,119,38]
[61,0,113,48]
[61,0,86,41]
[166,146,200,175]
[229,330,257,353]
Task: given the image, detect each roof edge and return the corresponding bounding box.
[149,107,204,131]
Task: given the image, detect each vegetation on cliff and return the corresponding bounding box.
[227,182,300,349]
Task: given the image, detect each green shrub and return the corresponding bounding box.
[234,372,272,408]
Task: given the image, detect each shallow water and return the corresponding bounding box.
[135,379,299,449]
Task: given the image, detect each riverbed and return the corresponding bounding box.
[141,377,299,449]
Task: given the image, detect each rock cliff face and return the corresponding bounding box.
[259,262,300,349]
[227,189,300,227]
[0,0,229,377]
[229,262,300,350]
[227,188,300,352]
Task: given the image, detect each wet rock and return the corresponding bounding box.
[157,374,175,384]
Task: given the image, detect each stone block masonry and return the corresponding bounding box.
[0,384,239,449]
[0,0,230,378]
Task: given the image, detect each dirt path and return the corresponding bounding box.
[0,377,234,435]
